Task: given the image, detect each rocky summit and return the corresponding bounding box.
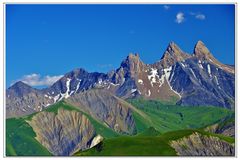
[6,40,235,118]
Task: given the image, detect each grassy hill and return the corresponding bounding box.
[74,128,234,156]
[6,118,51,156]
[6,99,234,156]
[6,101,119,156]
[128,98,234,133]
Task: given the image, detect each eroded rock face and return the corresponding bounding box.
[27,109,96,156]
[6,82,54,118]
[170,132,234,156]
[66,89,137,135]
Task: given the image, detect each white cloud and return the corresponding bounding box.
[175,12,185,24]
[189,12,206,20]
[12,74,63,87]
[195,13,206,20]
[163,5,170,10]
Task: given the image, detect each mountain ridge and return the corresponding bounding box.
[6,40,235,118]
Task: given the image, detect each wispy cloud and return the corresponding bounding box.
[12,74,63,87]
[189,12,206,20]
[195,14,206,20]
[163,5,170,10]
[175,12,185,24]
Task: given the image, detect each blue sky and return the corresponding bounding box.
[6,4,235,88]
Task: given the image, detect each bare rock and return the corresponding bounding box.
[170,132,234,156]
[27,108,96,156]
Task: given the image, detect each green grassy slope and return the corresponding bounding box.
[6,99,234,156]
[74,128,234,156]
[6,101,119,156]
[6,118,51,156]
[128,99,234,133]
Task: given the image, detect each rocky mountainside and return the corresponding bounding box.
[170,132,234,156]
[6,40,235,118]
[65,89,138,135]
[6,82,54,118]
[204,115,235,137]
[27,108,97,156]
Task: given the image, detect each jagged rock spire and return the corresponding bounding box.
[193,40,213,60]
[160,41,190,67]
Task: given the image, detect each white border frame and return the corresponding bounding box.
[0,1,239,160]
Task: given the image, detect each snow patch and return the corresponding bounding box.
[169,85,181,98]
[45,103,50,107]
[121,78,125,85]
[189,68,197,79]
[131,89,137,93]
[147,90,151,97]
[75,80,81,94]
[180,62,186,68]
[214,76,219,85]
[98,78,103,85]
[54,94,60,103]
[110,83,120,86]
[198,63,204,69]
[198,60,204,69]
[62,78,71,99]
[158,66,172,87]
[148,68,159,87]
[207,64,212,77]
[138,79,143,85]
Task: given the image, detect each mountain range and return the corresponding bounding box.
[6,40,235,156]
[6,40,235,118]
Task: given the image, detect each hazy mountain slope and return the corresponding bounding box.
[6,82,54,118]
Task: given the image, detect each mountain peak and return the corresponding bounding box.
[127,53,140,60]
[166,41,183,55]
[159,42,190,67]
[193,40,212,60]
[121,53,141,66]
[119,53,145,77]
[8,81,35,97]
[9,81,31,89]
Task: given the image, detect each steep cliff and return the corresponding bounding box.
[27,108,96,156]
